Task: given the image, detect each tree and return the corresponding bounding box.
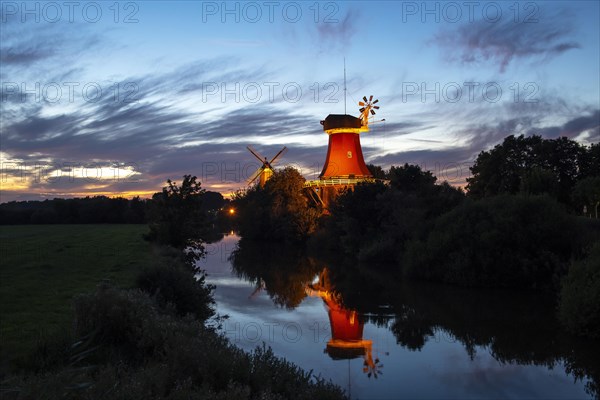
[519,167,560,197]
[573,177,600,218]
[466,135,587,205]
[264,167,317,240]
[578,142,600,180]
[367,164,387,179]
[233,167,320,242]
[328,181,388,255]
[403,195,580,289]
[200,191,225,212]
[147,175,207,247]
[325,164,464,262]
[389,163,437,192]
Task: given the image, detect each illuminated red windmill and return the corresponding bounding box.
[320,95,379,179]
[305,96,382,207]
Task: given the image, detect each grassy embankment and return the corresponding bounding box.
[0,224,152,368]
[0,225,346,399]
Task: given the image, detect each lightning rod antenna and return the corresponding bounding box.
[343,58,347,114]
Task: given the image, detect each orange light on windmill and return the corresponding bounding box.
[318,95,380,179]
[246,145,287,187]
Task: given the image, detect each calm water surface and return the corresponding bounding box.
[197,234,598,399]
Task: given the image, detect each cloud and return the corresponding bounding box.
[314,7,359,51]
[370,147,477,185]
[1,5,595,202]
[0,45,55,65]
[431,11,580,72]
[365,103,599,187]
[528,110,599,140]
[0,20,99,73]
[0,55,333,200]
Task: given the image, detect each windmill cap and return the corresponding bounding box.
[321,114,362,131]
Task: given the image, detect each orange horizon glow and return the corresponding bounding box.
[0,167,467,203]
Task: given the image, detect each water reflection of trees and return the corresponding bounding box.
[228,239,321,309]
[229,242,599,397]
[325,261,600,398]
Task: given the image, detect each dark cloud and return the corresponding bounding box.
[4,114,80,140]
[370,147,476,167]
[314,7,358,50]
[366,106,599,187]
[432,11,580,72]
[0,45,55,65]
[466,116,537,152]
[316,8,357,39]
[562,110,600,138]
[0,21,99,71]
[378,121,428,136]
[527,110,599,139]
[370,147,477,185]
[3,98,597,200]
[1,62,332,199]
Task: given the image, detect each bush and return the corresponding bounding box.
[73,285,182,362]
[558,243,600,338]
[136,263,215,322]
[403,195,580,289]
[5,284,346,400]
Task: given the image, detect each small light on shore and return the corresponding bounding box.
[229,208,235,215]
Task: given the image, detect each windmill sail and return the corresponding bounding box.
[246,146,287,187]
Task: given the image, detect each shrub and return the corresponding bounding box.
[73,285,183,362]
[136,263,215,322]
[6,284,347,400]
[558,243,600,338]
[403,195,580,289]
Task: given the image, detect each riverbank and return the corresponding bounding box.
[0,225,346,399]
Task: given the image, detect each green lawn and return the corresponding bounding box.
[0,224,152,366]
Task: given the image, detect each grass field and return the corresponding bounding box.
[0,224,152,367]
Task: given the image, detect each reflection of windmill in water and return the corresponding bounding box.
[306,269,383,391]
[246,145,287,187]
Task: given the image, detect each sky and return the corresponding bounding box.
[1,0,599,201]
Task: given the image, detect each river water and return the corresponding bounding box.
[197,233,598,399]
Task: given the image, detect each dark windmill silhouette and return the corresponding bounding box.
[246,145,287,187]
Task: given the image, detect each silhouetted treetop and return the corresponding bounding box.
[466,135,597,206]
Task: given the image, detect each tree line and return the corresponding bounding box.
[230,135,600,339]
[0,190,226,226]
